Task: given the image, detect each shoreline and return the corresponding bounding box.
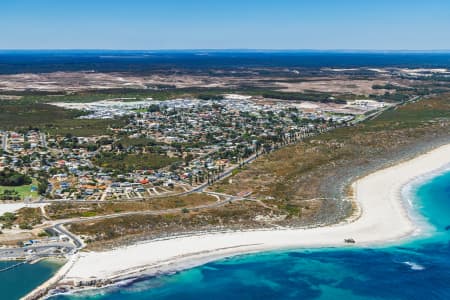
[37,143,450,298]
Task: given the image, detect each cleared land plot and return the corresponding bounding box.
[93,152,180,172]
[274,79,390,95]
[46,193,217,219]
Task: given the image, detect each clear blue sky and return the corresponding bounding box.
[1,0,450,50]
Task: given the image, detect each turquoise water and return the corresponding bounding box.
[0,259,62,300]
[415,170,450,237]
[54,169,450,300]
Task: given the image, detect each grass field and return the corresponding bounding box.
[0,181,39,200]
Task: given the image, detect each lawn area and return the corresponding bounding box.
[0,180,39,200]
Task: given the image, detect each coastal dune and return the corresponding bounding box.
[63,144,450,284]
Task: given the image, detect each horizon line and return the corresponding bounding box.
[1,49,450,53]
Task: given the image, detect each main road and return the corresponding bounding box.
[1,133,7,152]
[30,97,420,253]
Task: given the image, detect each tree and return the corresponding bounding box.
[0,168,32,186]
[38,179,49,195]
[184,153,194,165]
[86,144,98,152]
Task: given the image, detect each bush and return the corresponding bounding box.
[19,222,33,230]
[0,212,17,223]
[94,152,180,172]
[38,230,50,237]
[0,168,32,186]
[0,190,21,201]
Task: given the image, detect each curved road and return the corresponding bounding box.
[45,193,248,250]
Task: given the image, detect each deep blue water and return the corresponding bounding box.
[0,259,62,300]
[1,51,450,74]
[54,169,450,300]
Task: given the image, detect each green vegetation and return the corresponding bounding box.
[94,152,180,172]
[0,84,358,107]
[15,207,42,229]
[197,94,225,100]
[261,91,347,103]
[0,179,39,201]
[0,170,37,200]
[81,211,98,218]
[0,101,126,136]
[0,190,21,201]
[0,208,42,230]
[371,81,450,101]
[45,117,126,137]
[68,201,274,250]
[116,137,157,148]
[0,212,17,228]
[46,193,216,219]
[373,99,450,126]
[231,169,241,176]
[213,95,450,221]
[7,87,236,103]
[19,223,33,230]
[38,230,51,237]
[0,81,425,138]
[0,168,32,186]
[372,83,412,91]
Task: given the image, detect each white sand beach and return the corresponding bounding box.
[63,144,450,284]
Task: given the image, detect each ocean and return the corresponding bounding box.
[1,51,450,75]
[51,168,450,300]
[0,259,62,300]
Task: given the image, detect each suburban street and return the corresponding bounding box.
[1,133,7,152]
[0,96,422,261]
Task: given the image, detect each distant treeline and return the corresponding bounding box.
[262,91,347,104]
[0,168,32,187]
[372,83,412,91]
[372,83,449,99]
